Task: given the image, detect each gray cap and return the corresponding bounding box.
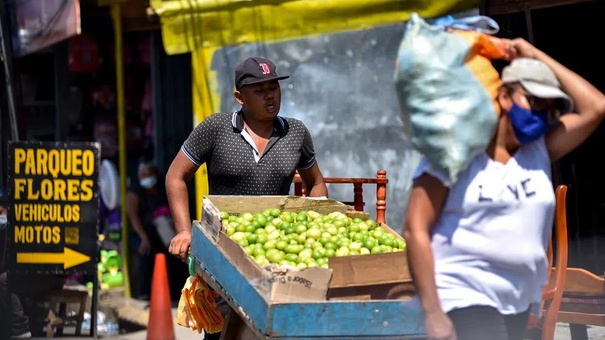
[502,58,573,113]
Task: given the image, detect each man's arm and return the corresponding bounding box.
[297,162,328,197]
[166,149,200,260]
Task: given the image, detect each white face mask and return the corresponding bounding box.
[0,214,7,230]
[140,176,157,189]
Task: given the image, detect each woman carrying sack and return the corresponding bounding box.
[400,16,605,340]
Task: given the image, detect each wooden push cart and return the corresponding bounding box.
[190,213,425,340]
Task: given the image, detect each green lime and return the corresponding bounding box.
[269,208,282,217]
[324,248,336,258]
[279,222,292,231]
[253,247,266,257]
[246,234,258,244]
[242,212,254,221]
[296,212,309,222]
[266,250,285,264]
[245,224,257,233]
[280,213,295,223]
[316,257,328,266]
[362,237,377,249]
[254,214,268,227]
[256,233,269,244]
[371,245,384,254]
[312,250,324,260]
[285,253,299,263]
[276,240,288,250]
[324,242,337,250]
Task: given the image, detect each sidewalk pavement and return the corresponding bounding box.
[30,308,204,340]
[112,309,203,339]
[29,321,605,339]
[110,323,605,340]
[108,319,203,340]
[554,323,605,340]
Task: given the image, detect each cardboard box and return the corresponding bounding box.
[327,223,414,300]
[208,220,332,303]
[200,195,412,302]
[327,282,415,300]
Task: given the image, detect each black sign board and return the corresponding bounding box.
[7,141,100,275]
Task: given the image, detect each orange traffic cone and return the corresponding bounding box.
[147,253,176,340]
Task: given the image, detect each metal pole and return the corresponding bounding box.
[0,0,19,141]
[110,3,131,299]
[524,10,535,45]
[0,1,17,337]
[91,262,99,338]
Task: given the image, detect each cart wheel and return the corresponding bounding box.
[222,309,263,339]
[386,283,415,300]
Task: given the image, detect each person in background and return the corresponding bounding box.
[165,56,328,339]
[0,272,31,339]
[404,38,605,340]
[125,162,169,300]
[0,188,32,339]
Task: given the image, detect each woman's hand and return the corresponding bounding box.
[503,38,538,61]
[169,230,192,262]
[424,311,457,340]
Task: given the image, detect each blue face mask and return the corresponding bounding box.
[507,103,549,145]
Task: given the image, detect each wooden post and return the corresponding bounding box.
[293,171,305,196]
[353,183,364,212]
[376,170,387,224]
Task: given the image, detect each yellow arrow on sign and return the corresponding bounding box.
[16,247,91,269]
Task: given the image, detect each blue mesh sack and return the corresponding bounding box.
[394,13,507,184]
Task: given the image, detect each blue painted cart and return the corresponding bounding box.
[191,221,426,339]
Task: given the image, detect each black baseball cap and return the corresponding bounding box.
[234,57,290,90]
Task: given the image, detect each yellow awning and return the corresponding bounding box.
[149,0,478,218]
[150,0,478,55]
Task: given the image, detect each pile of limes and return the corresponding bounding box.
[221,209,406,269]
